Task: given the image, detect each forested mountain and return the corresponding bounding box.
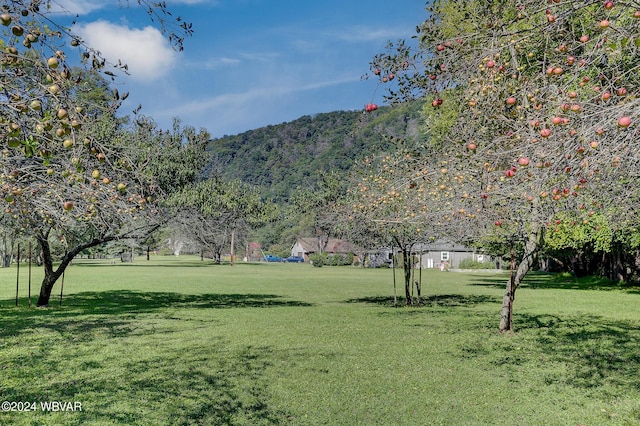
[205,101,424,201]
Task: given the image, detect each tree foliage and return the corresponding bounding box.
[0,0,193,305]
[366,0,640,331]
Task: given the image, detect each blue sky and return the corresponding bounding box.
[55,1,427,138]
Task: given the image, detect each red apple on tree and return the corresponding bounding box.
[617,116,631,127]
[518,157,530,167]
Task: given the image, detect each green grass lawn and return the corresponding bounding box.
[1,256,640,425]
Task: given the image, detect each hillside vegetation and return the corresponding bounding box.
[205,101,424,202]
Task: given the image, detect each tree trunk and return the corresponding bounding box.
[35,232,121,307]
[36,236,66,307]
[400,244,414,305]
[499,225,540,333]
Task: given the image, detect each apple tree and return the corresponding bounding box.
[0,1,193,306]
[369,0,640,331]
[345,135,470,305]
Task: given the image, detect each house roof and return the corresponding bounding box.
[374,240,478,253]
[294,238,361,254]
[414,240,475,252]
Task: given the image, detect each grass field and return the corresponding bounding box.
[1,256,640,425]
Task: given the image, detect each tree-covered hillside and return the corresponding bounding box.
[205,101,424,201]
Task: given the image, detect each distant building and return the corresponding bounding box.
[366,240,491,269]
[290,237,362,263]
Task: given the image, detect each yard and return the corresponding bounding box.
[1,256,640,425]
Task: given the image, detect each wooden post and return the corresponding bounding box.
[15,243,20,307]
[230,229,235,266]
[28,242,32,308]
[392,248,397,306]
[59,271,65,307]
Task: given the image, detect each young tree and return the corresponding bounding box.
[345,136,465,305]
[370,0,640,331]
[169,176,277,265]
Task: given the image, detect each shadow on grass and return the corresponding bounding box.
[459,312,640,393]
[470,272,637,292]
[2,342,295,424]
[345,293,500,308]
[0,291,312,339]
[516,313,640,390]
[72,259,264,268]
[6,290,312,313]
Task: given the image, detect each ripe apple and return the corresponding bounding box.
[102,177,111,185]
[486,60,495,68]
[494,220,502,227]
[617,87,627,96]
[365,103,378,112]
[617,116,631,127]
[48,84,60,95]
[579,35,589,43]
[518,157,530,167]
[590,141,599,149]
[468,143,477,150]
[601,91,611,101]
[540,128,551,138]
[506,97,517,106]
[505,169,515,177]
[63,201,74,211]
[604,1,614,9]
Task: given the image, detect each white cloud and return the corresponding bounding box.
[49,0,217,15]
[75,21,178,81]
[152,73,358,124]
[48,0,109,15]
[332,25,414,43]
